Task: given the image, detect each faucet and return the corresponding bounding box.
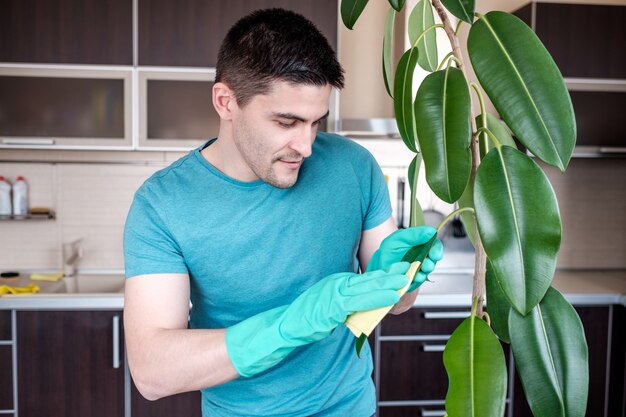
[63,238,84,277]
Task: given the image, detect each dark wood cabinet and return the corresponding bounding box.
[131,382,202,417]
[0,310,14,413]
[138,0,338,67]
[513,2,626,79]
[0,0,133,65]
[16,310,125,417]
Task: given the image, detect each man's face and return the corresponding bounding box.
[230,81,331,189]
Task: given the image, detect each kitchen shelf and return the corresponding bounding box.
[0,211,55,221]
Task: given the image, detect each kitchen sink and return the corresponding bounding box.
[63,273,125,294]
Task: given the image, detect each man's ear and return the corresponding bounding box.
[212,82,237,120]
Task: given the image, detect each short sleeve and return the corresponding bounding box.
[359,151,392,231]
[123,193,189,278]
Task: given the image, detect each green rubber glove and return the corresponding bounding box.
[367,226,444,292]
[226,262,410,377]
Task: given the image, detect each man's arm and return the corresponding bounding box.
[358,216,418,314]
[124,273,239,400]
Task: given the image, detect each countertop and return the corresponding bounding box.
[0,269,624,310]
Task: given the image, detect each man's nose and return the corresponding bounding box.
[289,125,315,158]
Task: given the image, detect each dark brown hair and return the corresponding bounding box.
[215,8,345,106]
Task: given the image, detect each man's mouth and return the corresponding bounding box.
[278,159,303,169]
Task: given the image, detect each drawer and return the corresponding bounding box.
[379,405,511,417]
[378,340,450,401]
[0,345,14,411]
[378,340,512,402]
[381,308,471,336]
[379,405,446,417]
[0,311,11,341]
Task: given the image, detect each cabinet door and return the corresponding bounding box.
[131,382,202,417]
[512,306,610,417]
[0,311,14,413]
[0,0,133,65]
[138,0,338,67]
[514,3,626,79]
[16,311,125,417]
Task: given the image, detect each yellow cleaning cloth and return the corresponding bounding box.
[345,261,421,337]
[0,283,40,295]
[30,272,64,282]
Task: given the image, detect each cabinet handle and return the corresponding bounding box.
[421,410,447,417]
[112,315,120,369]
[422,344,446,352]
[423,311,470,319]
[2,138,55,145]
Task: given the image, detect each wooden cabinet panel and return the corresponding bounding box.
[381,308,470,336]
[131,382,202,417]
[0,310,10,340]
[138,0,338,67]
[0,345,13,411]
[0,0,133,65]
[378,341,449,401]
[16,311,125,417]
[514,3,626,79]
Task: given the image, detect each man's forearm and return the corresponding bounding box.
[127,327,239,401]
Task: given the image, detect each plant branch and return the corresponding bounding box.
[431,0,487,316]
[436,207,475,232]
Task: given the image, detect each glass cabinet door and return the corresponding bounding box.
[138,70,219,150]
[0,67,132,149]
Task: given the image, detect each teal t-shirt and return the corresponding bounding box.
[124,132,392,417]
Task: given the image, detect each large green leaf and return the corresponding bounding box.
[485,259,511,343]
[475,146,561,315]
[394,47,420,153]
[382,7,395,98]
[468,12,576,171]
[388,0,405,12]
[409,0,438,72]
[341,0,369,30]
[414,67,472,203]
[407,154,426,226]
[444,314,507,417]
[441,0,475,24]
[510,287,589,417]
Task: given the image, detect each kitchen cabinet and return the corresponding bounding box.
[373,307,513,417]
[16,310,125,417]
[0,309,203,417]
[0,0,133,65]
[513,3,626,154]
[0,311,14,413]
[138,0,338,67]
[131,383,202,417]
[513,2,626,79]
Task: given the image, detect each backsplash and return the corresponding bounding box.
[0,151,624,272]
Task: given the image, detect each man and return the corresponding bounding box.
[124,8,443,417]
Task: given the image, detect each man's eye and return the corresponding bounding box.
[278,121,296,128]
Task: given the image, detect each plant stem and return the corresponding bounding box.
[412,23,445,49]
[476,127,501,148]
[437,52,455,70]
[431,0,487,316]
[436,207,475,232]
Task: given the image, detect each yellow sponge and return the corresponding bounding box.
[30,272,64,282]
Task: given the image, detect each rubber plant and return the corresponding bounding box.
[341,1,589,416]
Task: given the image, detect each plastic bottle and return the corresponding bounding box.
[0,176,11,218]
[12,176,29,219]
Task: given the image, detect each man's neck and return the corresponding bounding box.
[200,130,257,182]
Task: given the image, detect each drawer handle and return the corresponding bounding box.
[422,344,446,352]
[423,311,470,319]
[112,315,120,369]
[421,410,447,417]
